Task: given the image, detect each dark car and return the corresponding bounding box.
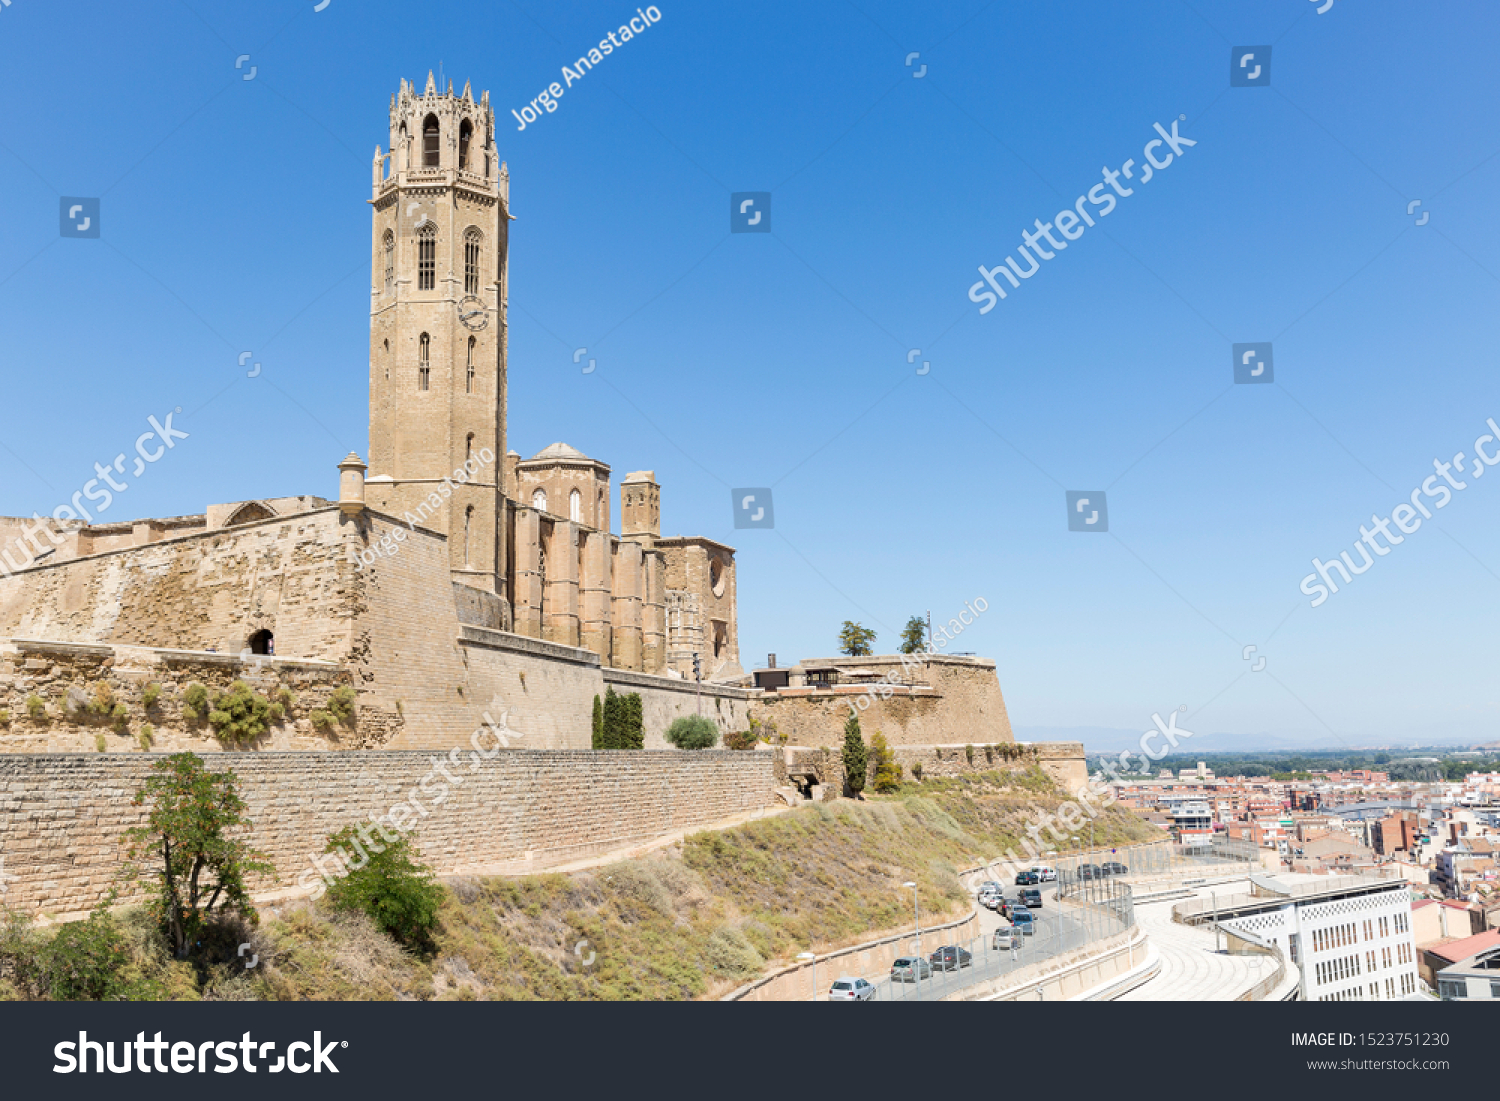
[1101,861,1128,876]
[1015,871,1040,886]
[929,946,973,972]
[997,897,1016,919]
[1010,909,1036,935]
[1021,888,1043,908]
[1079,863,1103,880]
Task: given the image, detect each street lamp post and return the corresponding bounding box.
[903,881,920,989]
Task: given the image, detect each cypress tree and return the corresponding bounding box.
[842,713,868,797]
[623,693,644,749]
[592,694,604,749]
[602,686,622,749]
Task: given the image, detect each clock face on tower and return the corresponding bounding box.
[458,295,488,331]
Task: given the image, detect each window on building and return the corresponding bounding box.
[569,489,581,523]
[464,229,481,295]
[465,433,473,464]
[423,114,439,166]
[459,118,473,170]
[464,506,473,568]
[466,336,475,392]
[533,489,547,512]
[383,338,389,380]
[418,224,436,290]
[383,230,394,293]
[419,333,430,390]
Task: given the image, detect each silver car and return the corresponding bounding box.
[891,957,933,983]
[829,976,876,1001]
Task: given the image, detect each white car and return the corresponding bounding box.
[829,976,876,1001]
[1031,866,1058,881]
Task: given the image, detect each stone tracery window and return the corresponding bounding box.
[419,332,430,390]
[422,114,440,166]
[532,488,547,513]
[569,489,581,523]
[417,223,436,290]
[383,230,394,293]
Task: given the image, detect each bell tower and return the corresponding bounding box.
[367,73,510,609]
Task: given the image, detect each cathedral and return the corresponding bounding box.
[0,76,743,754]
[363,73,741,681]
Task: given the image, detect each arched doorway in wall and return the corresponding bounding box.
[248,629,274,656]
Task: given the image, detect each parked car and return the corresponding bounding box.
[1015,870,1040,885]
[1010,909,1036,935]
[978,881,1003,895]
[996,897,1015,919]
[1032,866,1058,881]
[981,892,1003,911]
[929,946,973,972]
[828,976,875,1001]
[992,926,1025,951]
[1079,863,1103,880]
[1022,888,1043,908]
[891,957,933,983]
[1101,861,1128,876]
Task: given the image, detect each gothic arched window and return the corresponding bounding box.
[465,432,474,464]
[463,228,481,295]
[417,223,435,290]
[459,118,473,170]
[382,230,394,293]
[532,489,547,513]
[464,505,473,567]
[466,337,475,392]
[569,489,581,523]
[418,333,430,391]
[422,114,440,167]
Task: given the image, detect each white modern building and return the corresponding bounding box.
[1199,874,1420,1001]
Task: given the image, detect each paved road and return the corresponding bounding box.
[862,882,1094,1002]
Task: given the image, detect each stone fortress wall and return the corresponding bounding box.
[0,750,776,922]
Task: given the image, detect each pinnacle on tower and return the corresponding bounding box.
[462,79,473,102]
[425,70,436,96]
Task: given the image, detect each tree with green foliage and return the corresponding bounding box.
[898,616,927,654]
[621,692,645,749]
[592,694,604,749]
[45,895,131,1000]
[122,753,272,960]
[838,621,877,657]
[664,714,718,750]
[842,713,868,796]
[870,730,901,793]
[323,825,443,949]
[601,686,624,749]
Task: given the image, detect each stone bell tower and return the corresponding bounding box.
[367,72,510,608]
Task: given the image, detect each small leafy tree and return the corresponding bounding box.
[899,616,927,654]
[838,621,876,657]
[871,731,901,793]
[722,728,758,750]
[142,682,162,709]
[323,826,442,949]
[122,753,272,960]
[664,715,718,750]
[207,681,274,747]
[842,714,868,796]
[592,694,604,749]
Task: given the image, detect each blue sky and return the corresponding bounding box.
[2,0,1497,750]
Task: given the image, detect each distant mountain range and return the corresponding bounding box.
[1012,726,1481,755]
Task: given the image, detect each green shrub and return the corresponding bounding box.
[322,825,442,949]
[722,728,758,750]
[142,682,161,709]
[326,686,357,723]
[0,908,50,998]
[268,702,286,723]
[274,686,295,710]
[206,681,274,747]
[26,695,47,721]
[138,724,154,751]
[911,761,924,781]
[111,702,129,731]
[309,710,334,731]
[965,744,975,765]
[748,715,778,744]
[664,714,718,750]
[841,714,867,796]
[181,683,209,722]
[0,708,10,727]
[87,682,118,717]
[94,734,107,753]
[46,899,130,1001]
[871,731,901,793]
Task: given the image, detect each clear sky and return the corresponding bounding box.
[2,0,1497,750]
